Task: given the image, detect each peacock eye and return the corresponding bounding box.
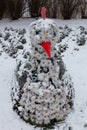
[36,30,41,35]
[53,31,56,37]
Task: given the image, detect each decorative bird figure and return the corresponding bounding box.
[11,7,74,126]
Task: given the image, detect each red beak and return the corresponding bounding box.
[41,41,51,58]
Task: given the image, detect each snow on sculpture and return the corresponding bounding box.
[11,7,74,126]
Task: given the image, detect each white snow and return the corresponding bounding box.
[0,18,87,130]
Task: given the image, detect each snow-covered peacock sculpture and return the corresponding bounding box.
[11,7,74,126]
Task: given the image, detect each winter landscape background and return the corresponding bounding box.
[0,18,87,130]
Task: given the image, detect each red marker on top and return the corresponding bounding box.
[41,7,46,20]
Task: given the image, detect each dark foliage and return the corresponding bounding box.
[0,0,5,19]
[7,0,24,20]
[28,0,41,18]
[27,0,51,18]
[60,0,80,19]
[80,0,87,18]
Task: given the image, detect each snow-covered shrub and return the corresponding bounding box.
[76,26,87,46]
[58,44,68,53]
[79,26,87,35]
[58,25,72,43]
[77,34,86,46]
[16,55,31,88]
[0,27,27,57]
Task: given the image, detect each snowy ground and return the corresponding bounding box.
[0,18,87,130]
